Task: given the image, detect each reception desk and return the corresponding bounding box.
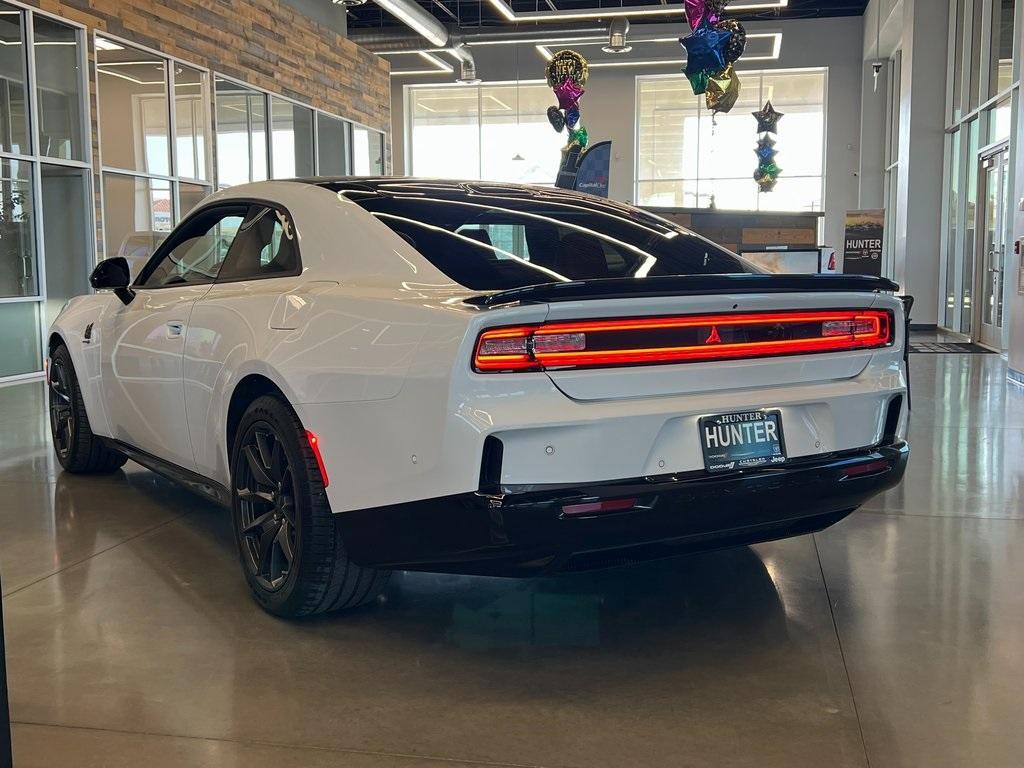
[642,207,824,253]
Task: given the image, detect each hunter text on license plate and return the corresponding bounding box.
[699,410,786,473]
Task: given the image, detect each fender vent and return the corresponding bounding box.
[881,395,903,444]
[479,436,504,493]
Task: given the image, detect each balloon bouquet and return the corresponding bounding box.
[752,100,784,192]
[679,0,746,116]
[545,50,590,152]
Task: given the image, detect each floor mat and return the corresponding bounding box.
[909,342,997,354]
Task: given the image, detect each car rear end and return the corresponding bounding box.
[323,181,909,575]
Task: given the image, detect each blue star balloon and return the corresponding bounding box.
[565,106,580,128]
[680,21,731,77]
[755,136,777,162]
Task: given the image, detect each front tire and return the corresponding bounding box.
[230,395,390,617]
[48,344,127,474]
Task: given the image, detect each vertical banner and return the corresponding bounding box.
[843,209,884,276]
[554,145,583,190]
[574,141,612,197]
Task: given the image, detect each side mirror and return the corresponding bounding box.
[90,257,135,305]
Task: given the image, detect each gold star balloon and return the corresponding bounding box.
[705,64,740,114]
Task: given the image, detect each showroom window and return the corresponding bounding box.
[97,34,213,265]
[0,3,91,381]
[215,75,379,185]
[407,83,563,184]
[939,0,1019,338]
[353,123,385,175]
[634,69,826,212]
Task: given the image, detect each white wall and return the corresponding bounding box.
[390,16,864,252]
[893,0,948,325]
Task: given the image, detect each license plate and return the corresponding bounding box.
[699,410,786,473]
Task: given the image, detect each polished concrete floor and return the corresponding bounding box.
[2,349,1023,767]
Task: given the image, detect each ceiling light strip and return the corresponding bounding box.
[483,0,787,23]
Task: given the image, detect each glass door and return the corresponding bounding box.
[977,146,1010,349]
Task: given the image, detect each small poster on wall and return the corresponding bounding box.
[843,210,884,277]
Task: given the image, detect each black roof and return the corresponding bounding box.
[306,176,690,237]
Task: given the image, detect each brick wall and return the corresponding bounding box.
[29,0,391,134]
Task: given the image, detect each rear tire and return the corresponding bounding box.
[230,395,391,617]
[48,344,127,474]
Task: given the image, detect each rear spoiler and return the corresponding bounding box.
[465,274,901,308]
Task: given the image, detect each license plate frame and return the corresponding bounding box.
[698,410,787,473]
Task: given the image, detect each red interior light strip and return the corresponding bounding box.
[473,309,892,373]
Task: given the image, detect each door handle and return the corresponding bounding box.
[166,321,185,338]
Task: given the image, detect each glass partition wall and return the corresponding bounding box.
[0,16,387,384]
[214,74,381,186]
[0,3,90,380]
[97,35,212,266]
[940,0,1020,345]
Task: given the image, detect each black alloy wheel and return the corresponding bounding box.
[48,357,76,460]
[236,422,298,591]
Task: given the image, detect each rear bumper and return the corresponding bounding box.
[335,441,909,576]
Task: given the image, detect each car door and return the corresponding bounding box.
[99,204,248,470]
[184,204,304,483]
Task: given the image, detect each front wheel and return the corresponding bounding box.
[48,344,127,474]
[230,395,390,617]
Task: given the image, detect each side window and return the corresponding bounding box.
[216,206,299,282]
[138,207,245,288]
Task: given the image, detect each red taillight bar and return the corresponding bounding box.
[473,309,893,373]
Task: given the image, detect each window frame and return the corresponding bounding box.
[213,71,381,185]
[95,31,215,262]
[404,80,562,185]
[632,67,828,214]
[214,203,304,284]
[0,1,93,383]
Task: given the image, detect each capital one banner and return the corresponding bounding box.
[843,209,884,277]
[555,140,612,197]
[574,141,612,197]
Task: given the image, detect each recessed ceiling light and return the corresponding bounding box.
[95,37,124,51]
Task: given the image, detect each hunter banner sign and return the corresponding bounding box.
[843,209,884,277]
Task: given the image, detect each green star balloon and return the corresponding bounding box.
[686,69,710,95]
[568,125,589,149]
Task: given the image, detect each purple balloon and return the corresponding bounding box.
[684,0,717,30]
[553,77,584,110]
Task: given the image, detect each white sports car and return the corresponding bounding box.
[47,179,909,616]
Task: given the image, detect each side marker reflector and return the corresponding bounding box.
[306,430,329,488]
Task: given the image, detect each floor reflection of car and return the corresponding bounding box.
[46,178,910,618]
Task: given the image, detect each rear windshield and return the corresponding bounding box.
[328,182,757,290]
